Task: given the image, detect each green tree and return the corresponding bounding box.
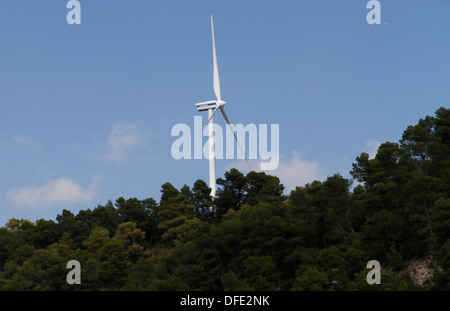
[221,270,253,290]
[243,256,279,291]
[215,168,247,217]
[114,221,146,263]
[3,240,74,290]
[243,171,286,206]
[191,179,213,220]
[115,197,158,245]
[431,240,450,290]
[430,198,450,247]
[400,115,434,174]
[156,183,195,243]
[80,226,129,290]
[291,266,330,291]
[76,201,120,234]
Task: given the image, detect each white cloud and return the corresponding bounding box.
[366,139,382,159]
[7,178,97,209]
[101,122,152,163]
[0,134,43,153]
[268,151,325,192]
[10,135,43,150]
[228,150,326,193]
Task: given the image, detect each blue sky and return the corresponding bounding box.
[0,0,449,226]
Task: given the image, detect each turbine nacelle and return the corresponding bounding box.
[196,100,226,112]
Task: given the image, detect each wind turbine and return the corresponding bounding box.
[195,15,249,198]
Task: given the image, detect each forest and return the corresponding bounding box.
[0,107,449,291]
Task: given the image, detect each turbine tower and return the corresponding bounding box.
[195,15,249,199]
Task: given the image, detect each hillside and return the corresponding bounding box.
[0,107,449,291]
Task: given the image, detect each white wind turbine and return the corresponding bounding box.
[195,15,249,198]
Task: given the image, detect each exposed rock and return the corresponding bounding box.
[404,257,434,287]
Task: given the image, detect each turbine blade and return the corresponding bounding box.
[220,107,251,170]
[206,105,220,125]
[211,15,221,101]
[219,106,232,127]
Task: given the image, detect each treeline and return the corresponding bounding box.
[0,108,449,290]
